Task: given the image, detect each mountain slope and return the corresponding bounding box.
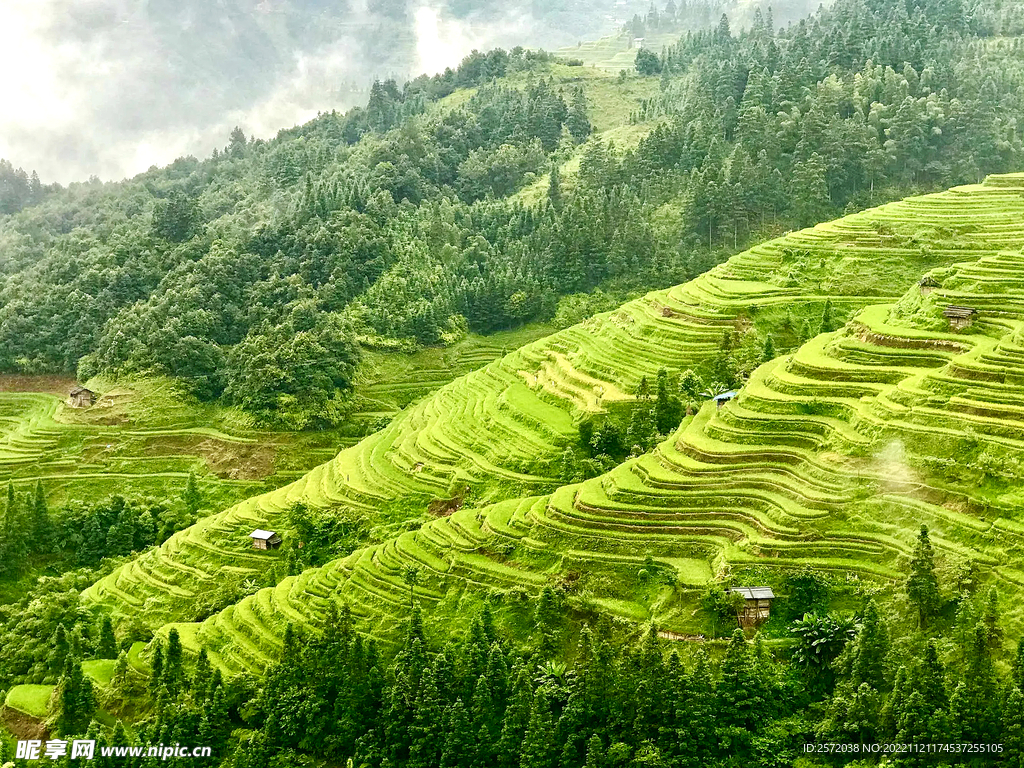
[86,174,1024,666]
[182,173,1024,671]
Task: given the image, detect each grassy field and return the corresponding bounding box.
[557,31,684,71]
[83,173,1024,671]
[4,685,52,719]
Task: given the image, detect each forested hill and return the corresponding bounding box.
[1,0,1022,428]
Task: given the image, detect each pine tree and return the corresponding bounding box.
[440,699,473,768]
[761,333,777,363]
[1003,686,1024,768]
[851,600,889,690]
[566,87,592,143]
[1,481,27,575]
[55,658,96,736]
[497,667,533,768]
[51,623,71,675]
[547,164,562,209]
[880,664,910,737]
[192,647,212,693]
[97,616,117,659]
[111,651,131,692]
[917,640,947,711]
[717,628,770,732]
[164,628,183,696]
[182,471,202,515]
[408,667,444,768]
[948,623,1001,742]
[791,152,831,227]
[520,687,557,768]
[907,524,941,627]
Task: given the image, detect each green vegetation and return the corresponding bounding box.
[78,174,1024,673]
[3,0,1022,432]
[4,684,52,718]
[4,0,1024,764]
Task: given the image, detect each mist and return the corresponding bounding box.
[0,0,655,185]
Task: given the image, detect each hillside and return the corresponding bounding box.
[3,0,1022,441]
[0,324,550,501]
[81,174,1024,670]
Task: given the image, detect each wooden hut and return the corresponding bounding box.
[942,305,977,330]
[919,275,940,295]
[729,586,775,628]
[249,529,282,550]
[68,386,95,408]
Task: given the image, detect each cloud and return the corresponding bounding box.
[0,0,643,184]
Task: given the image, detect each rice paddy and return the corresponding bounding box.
[86,174,1024,671]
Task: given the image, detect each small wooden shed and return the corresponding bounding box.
[729,586,775,628]
[919,275,940,295]
[68,386,95,408]
[712,390,739,410]
[249,529,282,550]
[942,305,977,331]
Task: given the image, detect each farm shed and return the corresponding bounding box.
[68,386,96,408]
[919,275,940,295]
[249,529,282,550]
[942,305,977,330]
[729,586,775,627]
[712,390,739,410]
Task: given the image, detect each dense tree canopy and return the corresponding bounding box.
[1,0,1022,428]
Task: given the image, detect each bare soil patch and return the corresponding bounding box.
[0,374,78,395]
[0,705,49,740]
[197,438,277,480]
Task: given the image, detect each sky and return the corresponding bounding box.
[0,0,646,185]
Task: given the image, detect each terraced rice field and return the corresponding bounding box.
[4,684,52,719]
[0,328,540,511]
[89,175,1024,670]
[0,378,292,512]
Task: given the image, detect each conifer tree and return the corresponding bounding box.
[547,164,562,209]
[851,600,889,690]
[1003,686,1024,768]
[192,647,212,694]
[164,628,184,696]
[761,333,777,363]
[97,616,117,659]
[907,524,941,627]
[948,622,1001,742]
[497,666,533,768]
[520,687,557,768]
[182,471,202,515]
[55,657,96,736]
[566,87,591,143]
[440,699,473,768]
[917,640,947,711]
[52,622,71,674]
[111,650,131,692]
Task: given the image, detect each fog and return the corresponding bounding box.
[0,0,654,185]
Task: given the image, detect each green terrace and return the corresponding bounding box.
[82,174,1024,670]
